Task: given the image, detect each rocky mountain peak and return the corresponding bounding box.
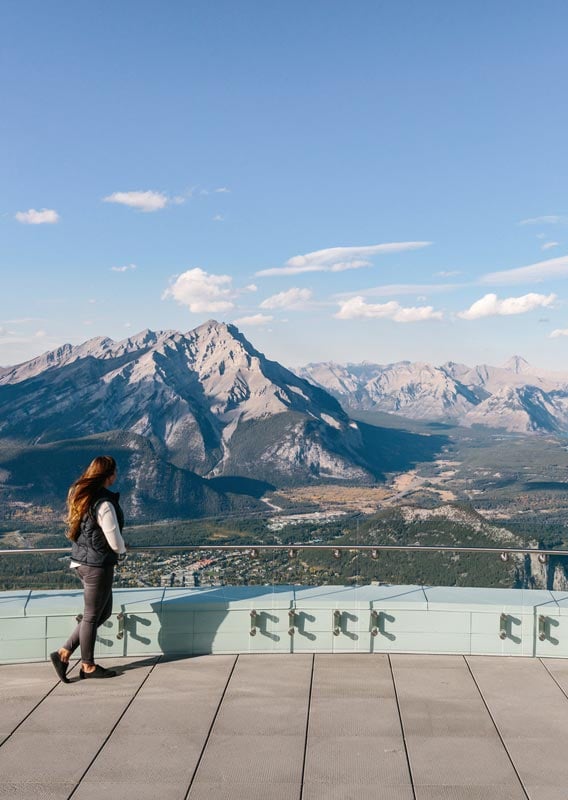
[502,355,532,374]
[0,321,371,485]
[299,354,568,434]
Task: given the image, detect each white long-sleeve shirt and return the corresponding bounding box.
[70,500,126,568]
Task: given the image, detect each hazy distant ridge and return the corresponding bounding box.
[297,356,568,433]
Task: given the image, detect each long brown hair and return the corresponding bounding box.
[66,456,117,541]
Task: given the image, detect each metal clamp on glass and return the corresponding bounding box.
[370,609,379,637]
[288,609,296,636]
[250,609,258,636]
[117,612,125,640]
[499,612,508,640]
[538,614,548,642]
[333,609,341,636]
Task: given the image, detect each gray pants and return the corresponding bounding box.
[63,564,114,665]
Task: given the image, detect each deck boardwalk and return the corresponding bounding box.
[1,654,568,800]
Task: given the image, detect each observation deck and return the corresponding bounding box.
[2,651,568,799]
[2,544,568,798]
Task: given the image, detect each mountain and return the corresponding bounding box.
[443,357,565,395]
[463,385,568,433]
[297,361,481,419]
[0,321,400,517]
[298,357,568,434]
[0,431,249,521]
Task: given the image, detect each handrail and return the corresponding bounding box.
[0,544,566,557]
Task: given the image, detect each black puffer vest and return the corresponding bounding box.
[71,488,124,568]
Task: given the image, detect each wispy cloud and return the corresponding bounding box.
[213,214,224,222]
[519,215,568,226]
[198,186,231,196]
[103,190,179,212]
[0,328,48,343]
[255,242,432,277]
[15,208,59,224]
[336,282,462,300]
[234,314,273,326]
[162,268,235,313]
[435,270,462,278]
[550,329,568,338]
[458,292,556,320]
[482,255,568,286]
[110,263,137,273]
[542,241,560,251]
[260,288,313,310]
[2,317,42,324]
[335,296,443,322]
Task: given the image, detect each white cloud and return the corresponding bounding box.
[110,263,137,273]
[103,190,173,212]
[435,270,462,278]
[234,314,273,326]
[482,255,568,286]
[15,208,59,225]
[215,187,230,193]
[260,287,313,310]
[213,214,224,222]
[162,268,235,313]
[458,292,556,320]
[336,282,462,299]
[232,284,258,299]
[550,329,568,338]
[542,241,560,251]
[255,241,432,277]
[0,329,47,344]
[335,296,443,322]
[328,259,373,272]
[519,215,568,226]
[2,317,41,324]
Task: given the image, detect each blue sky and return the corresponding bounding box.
[2,0,568,369]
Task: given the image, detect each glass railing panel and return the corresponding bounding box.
[1,506,567,591]
[1,541,567,592]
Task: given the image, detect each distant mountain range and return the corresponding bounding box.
[2,321,564,520]
[297,356,568,434]
[0,321,410,518]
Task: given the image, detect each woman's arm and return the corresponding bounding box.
[96,501,126,555]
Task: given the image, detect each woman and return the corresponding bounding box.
[50,455,127,681]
